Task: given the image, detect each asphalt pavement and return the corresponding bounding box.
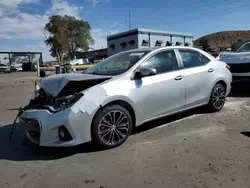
[0,72,250,188]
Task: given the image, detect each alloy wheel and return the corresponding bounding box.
[212,86,226,110]
[97,110,130,146]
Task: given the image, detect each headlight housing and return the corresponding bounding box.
[53,93,83,112]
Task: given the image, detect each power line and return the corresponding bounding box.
[124,2,249,33]
[162,4,250,25]
[130,1,249,24]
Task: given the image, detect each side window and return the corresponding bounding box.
[141,50,179,74]
[179,50,210,68]
[200,53,210,64]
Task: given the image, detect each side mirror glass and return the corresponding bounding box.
[131,67,157,80]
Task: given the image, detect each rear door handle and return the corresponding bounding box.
[208,68,214,72]
[174,75,184,80]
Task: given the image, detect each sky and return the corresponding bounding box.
[0,0,250,61]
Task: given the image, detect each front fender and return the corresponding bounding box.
[80,85,141,126]
[100,95,141,125]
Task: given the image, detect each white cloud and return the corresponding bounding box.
[0,0,83,40]
[0,0,115,59]
[0,0,81,60]
[0,33,13,39]
[0,12,48,39]
[109,21,118,28]
[90,29,119,49]
[90,37,107,50]
[0,0,38,8]
[45,0,81,18]
[89,0,107,7]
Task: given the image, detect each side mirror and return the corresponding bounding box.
[131,67,157,80]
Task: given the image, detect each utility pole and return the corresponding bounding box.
[125,14,128,30]
[129,11,131,30]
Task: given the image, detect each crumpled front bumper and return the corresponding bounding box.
[19,106,94,147]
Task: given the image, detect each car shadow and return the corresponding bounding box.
[241,131,250,138]
[229,81,250,97]
[0,123,104,162]
[0,106,210,162]
[1,80,247,162]
[132,106,210,134]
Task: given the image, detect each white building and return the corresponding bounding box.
[107,28,194,56]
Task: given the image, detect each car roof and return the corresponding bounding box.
[122,46,199,53]
[122,47,157,53]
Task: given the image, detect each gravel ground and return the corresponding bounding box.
[0,72,250,188]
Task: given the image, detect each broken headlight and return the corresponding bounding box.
[53,93,83,111]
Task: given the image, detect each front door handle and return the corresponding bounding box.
[174,75,184,80]
[208,68,214,72]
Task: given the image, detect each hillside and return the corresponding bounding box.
[194,30,250,51]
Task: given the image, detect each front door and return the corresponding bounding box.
[130,49,186,122]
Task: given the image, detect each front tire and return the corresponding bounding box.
[91,105,133,149]
[207,83,226,112]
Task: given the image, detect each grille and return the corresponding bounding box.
[229,63,250,73]
[22,118,41,143]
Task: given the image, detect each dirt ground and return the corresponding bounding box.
[0,72,250,188]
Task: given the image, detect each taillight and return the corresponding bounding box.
[226,65,230,71]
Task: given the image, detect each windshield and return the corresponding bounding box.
[85,51,150,76]
[236,43,250,52]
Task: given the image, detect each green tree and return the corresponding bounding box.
[192,40,195,47]
[44,15,94,61]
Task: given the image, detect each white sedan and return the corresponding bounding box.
[19,46,232,149]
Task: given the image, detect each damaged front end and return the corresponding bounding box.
[15,74,112,146]
[26,75,112,113]
[16,88,84,145]
[27,88,84,113]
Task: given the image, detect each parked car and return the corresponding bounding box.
[235,42,250,53]
[10,63,22,72]
[19,46,232,149]
[0,64,11,73]
[217,42,250,79]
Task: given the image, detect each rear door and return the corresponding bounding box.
[176,49,215,108]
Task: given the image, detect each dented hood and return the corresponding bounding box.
[40,73,112,97]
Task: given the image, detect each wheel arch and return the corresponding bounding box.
[212,76,228,91]
[91,97,137,130]
[100,100,136,128]
[216,80,227,91]
[206,78,228,104]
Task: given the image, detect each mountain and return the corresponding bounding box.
[194,30,250,51]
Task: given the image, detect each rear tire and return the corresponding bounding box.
[207,83,226,112]
[91,105,133,149]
